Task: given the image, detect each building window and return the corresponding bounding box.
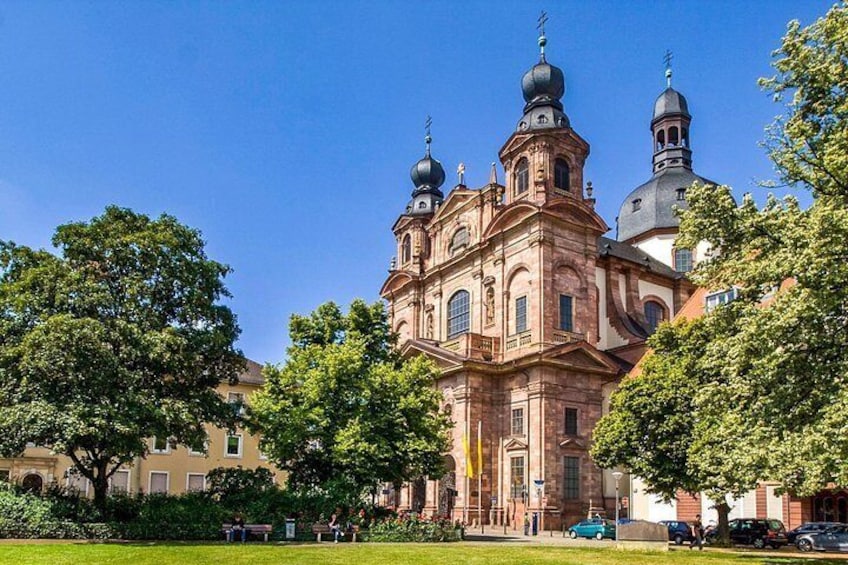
[228,392,246,417]
[110,470,130,493]
[66,469,89,495]
[510,456,525,499]
[511,407,524,436]
[669,126,679,146]
[705,288,738,312]
[0,470,9,482]
[676,187,686,201]
[559,295,573,332]
[188,442,208,457]
[515,296,528,334]
[402,234,411,264]
[225,434,243,458]
[186,473,206,492]
[554,159,570,191]
[674,248,693,273]
[515,158,529,195]
[449,228,469,257]
[564,407,578,436]
[151,437,171,454]
[447,290,470,338]
[632,198,642,212]
[644,301,665,334]
[564,456,580,500]
[149,471,169,494]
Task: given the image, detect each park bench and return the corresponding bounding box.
[312,522,360,542]
[221,523,273,542]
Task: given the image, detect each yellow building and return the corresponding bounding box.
[0,359,284,495]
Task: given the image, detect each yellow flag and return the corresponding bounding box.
[463,433,474,478]
[477,421,483,476]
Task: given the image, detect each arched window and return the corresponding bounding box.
[644,301,665,334]
[632,198,642,212]
[515,158,529,195]
[554,159,570,191]
[449,227,469,257]
[682,128,689,147]
[669,126,679,146]
[447,290,470,338]
[674,248,693,273]
[656,130,666,151]
[401,234,411,264]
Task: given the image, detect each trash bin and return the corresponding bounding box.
[532,512,539,536]
[523,514,530,536]
[285,518,296,540]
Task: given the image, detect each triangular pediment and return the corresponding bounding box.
[400,339,464,370]
[504,438,528,451]
[542,341,622,375]
[431,188,478,223]
[559,437,586,449]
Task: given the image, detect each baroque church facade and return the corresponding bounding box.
[380,29,715,530]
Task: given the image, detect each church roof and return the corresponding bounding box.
[597,235,684,279]
[237,358,266,385]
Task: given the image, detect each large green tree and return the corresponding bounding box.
[0,206,243,508]
[250,299,451,505]
[594,1,848,536]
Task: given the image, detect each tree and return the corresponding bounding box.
[0,206,243,509]
[594,3,848,537]
[250,299,451,505]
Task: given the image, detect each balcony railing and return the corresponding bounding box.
[440,332,500,361]
[551,330,584,345]
[505,330,532,351]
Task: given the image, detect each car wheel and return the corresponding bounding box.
[797,539,813,552]
[569,530,577,539]
[674,534,683,545]
[595,531,604,540]
[752,538,766,549]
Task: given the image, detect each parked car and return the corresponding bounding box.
[659,520,693,545]
[567,518,616,540]
[705,518,788,549]
[796,524,848,552]
[787,522,843,546]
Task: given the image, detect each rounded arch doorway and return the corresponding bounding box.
[21,473,43,493]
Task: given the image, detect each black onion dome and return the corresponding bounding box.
[522,62,565,111]
[410,155,446,191]
[653,87,690,123]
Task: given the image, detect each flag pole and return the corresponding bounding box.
[478,420,483,534]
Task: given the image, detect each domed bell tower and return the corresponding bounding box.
[651,62,692,174]
[498,19,590,206]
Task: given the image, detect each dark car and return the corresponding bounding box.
[705,518,788,549]
[787,522,843,545]
[797,524,848,552]
[659,520,693,545]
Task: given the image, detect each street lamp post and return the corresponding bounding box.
[612,471,623,542]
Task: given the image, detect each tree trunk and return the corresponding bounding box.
[92,460,110,514]
[715,500,731,546]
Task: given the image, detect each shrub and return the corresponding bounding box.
[114,492,227,540]
[0,483,97,539]
[365,515,462,542]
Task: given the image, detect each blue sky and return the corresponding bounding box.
[0,1,829,364]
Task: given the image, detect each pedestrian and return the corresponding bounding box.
[329,512,345,543]
[690,514,704,551]
[227,512,248,543]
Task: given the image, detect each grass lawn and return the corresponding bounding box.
[0,542,846,565]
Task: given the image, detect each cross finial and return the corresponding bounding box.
[664,49,673,87]
[424,115,432,156]
[537,11,548,61]
[457,162,465,185]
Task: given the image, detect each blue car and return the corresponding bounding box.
[568,518,616,540]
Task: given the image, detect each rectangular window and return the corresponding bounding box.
[510,456,525,499]
[228,392,246,416]
[186,473,206,492]
[564,407,578,436]
[110,470,130,493]
[705,288,738,312]
[0,470,9,482]
[559,295,573,332]
[149,471,169,494]
[151,436,171,454]
[226,434,243,458]
[515,296,527,333]
[564,456,580,500]
[66,469,89,494]
[511,407,524,436]
[188,442,207,457]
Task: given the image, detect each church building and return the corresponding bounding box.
[380,26,715,531]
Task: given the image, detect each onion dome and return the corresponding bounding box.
[516,32,569,131]
[405,130,445,216]
[410,135,446,191]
